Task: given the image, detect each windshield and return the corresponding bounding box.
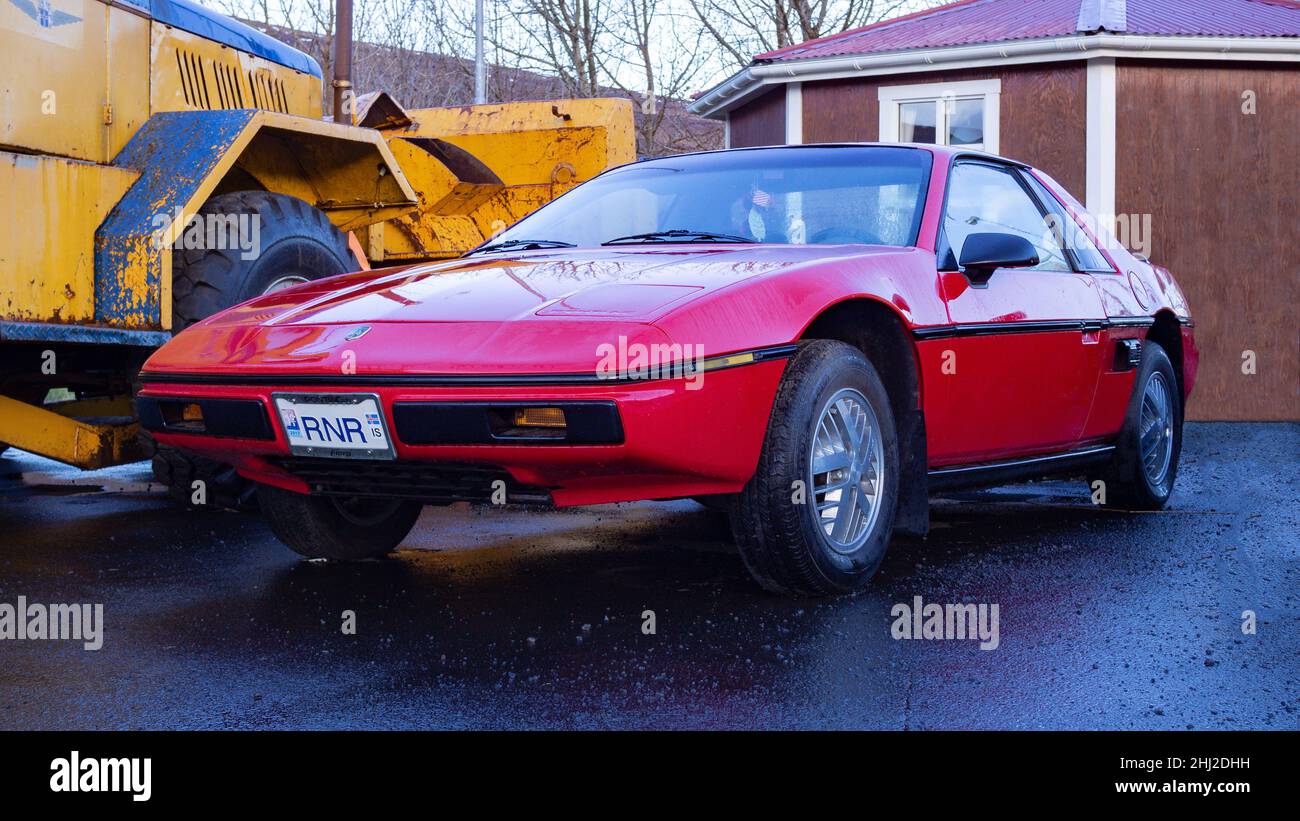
[476,146,933,252]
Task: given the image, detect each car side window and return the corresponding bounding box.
[938,162,1071,272]
[1021,173,1115,272]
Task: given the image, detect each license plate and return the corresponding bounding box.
[272,392,395,460]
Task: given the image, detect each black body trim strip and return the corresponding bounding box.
[928,445,1115,491]
[393,401,624,446]
[913,316,1155,341]
[138,345,798,388]
[135,396,274,440]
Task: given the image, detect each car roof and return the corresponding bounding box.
[632,142,1028,169]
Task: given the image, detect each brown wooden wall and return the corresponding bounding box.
[728,87,786,147]
[1116,60,1299,420]
[789,63,1088,197]
[725,59,1297,419]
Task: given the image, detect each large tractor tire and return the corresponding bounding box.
[171,191,356,330]
[150,191,359,508]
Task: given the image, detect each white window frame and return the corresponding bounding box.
[878,78,1001,153]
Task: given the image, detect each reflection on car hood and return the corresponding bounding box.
[145,245,913,377]
[209,245,912,326]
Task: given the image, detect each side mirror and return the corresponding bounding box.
[958,233,1039,284]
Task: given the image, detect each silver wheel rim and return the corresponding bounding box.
[1140,371,1174,486]
[808,387,885,553]
[262,275,310,295]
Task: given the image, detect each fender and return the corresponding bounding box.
[655,249,944,537]
[94,109,417,330]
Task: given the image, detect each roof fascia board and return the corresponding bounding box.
[689,33,1300,118]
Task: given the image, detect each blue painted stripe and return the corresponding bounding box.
[95,110,257,329]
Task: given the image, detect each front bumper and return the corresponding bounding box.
[138,359,787,507]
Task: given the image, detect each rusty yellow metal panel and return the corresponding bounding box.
[366,98,635,261]
[404,99,635,185]
[0,395,144,469]
[149,23,322,119]
[0,0,113,163]
[106,3,151,159]
[95,109,417,329]
[0,151,137,323]
[230,114,418,232]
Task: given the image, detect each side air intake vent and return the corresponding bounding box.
[173,49,286,113]
[248,69,289,113]
[175,49,211,109]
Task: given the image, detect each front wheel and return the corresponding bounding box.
[733,340,899,596]
[1090,340,1183,510]
[257,485,423,560]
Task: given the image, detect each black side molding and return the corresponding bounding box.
[392,401,624,445]
[913,316,1155,341]
[928,445,1115,492]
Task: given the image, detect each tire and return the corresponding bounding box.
[1090,340,1183,510]
[257,484,423,561]
[171,191,356,331]
[151,191,357,506]
[732,340,900,596]
[151,445,257,510]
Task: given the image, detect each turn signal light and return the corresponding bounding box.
[160,400,206,432]
[513,407,567,429]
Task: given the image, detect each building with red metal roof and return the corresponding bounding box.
[689,0,1299,421]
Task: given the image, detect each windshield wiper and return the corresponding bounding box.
[602,229,756,246]
[467,238,576,256]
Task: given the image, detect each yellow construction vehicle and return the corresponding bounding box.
[0,0,633,497]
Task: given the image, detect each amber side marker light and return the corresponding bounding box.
[160,401,206,432]
[487,406,569,439]
[513,407,567,429]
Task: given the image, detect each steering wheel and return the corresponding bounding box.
[809,226,886,245]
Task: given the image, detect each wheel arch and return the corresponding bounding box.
[1147,310,1185,400]
[798,297,930,536]
[95,110,416,331]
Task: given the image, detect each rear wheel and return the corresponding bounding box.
[150,191,358,507]
[257,484,423,560]
[1089,340,1183,510]
[732,340,899,596]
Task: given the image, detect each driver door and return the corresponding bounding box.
[925,160,1107,465]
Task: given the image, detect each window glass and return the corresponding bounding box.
[940,163,1070,271]
[1022,173,1114,271]
[946,98,984,149]
[899,101,937,144]
[486,147,933,249]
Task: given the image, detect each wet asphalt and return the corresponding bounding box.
[0,422,1295,730]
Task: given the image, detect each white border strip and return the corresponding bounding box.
[1085,57,1116,222]
[785,82,803,144]
[689,34,1300,118]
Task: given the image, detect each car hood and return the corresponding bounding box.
[143,245,911,377]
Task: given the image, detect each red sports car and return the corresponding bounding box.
[138,144,1197,595]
